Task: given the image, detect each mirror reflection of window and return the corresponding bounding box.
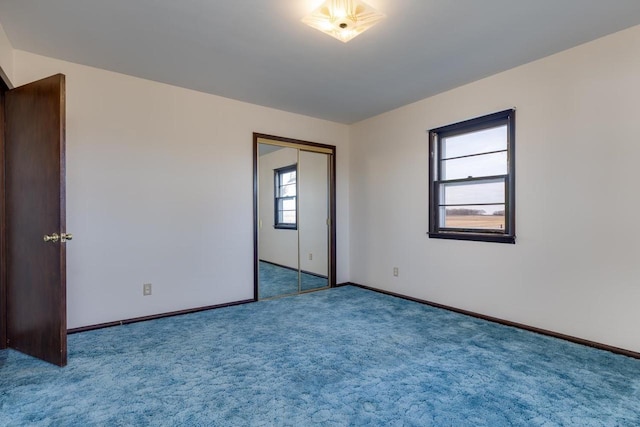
[274,165,297,229]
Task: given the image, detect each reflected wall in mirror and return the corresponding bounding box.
[253,134,336,300]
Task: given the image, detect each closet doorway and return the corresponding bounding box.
[253,134,336,300]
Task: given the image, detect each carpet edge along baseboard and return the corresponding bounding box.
[67,299,254,334]
[343,282,640,360]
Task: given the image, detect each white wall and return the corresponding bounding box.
[349,25,640,353]
[12,50,350,329]
[0,22,13,86]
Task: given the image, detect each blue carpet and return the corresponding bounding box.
[259,261,328,299]
[1,286,639,426]
[300,271,328,293]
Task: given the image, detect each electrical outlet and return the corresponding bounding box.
[393,267,399,277]
[143,283,152,296]
[308,253,313,261]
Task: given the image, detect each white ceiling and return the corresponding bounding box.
[1,1,639,124]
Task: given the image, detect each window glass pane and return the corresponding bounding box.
[280,183,296,197]
[280,198,296,211]
[439,204,505,230]
[442,125,507,159]
[281,171,296,185]
[441,151,506,180]
[282,211,296,224]
[440,179,504,206]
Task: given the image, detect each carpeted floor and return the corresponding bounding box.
[1,286,639,426]
[258,261,328,299]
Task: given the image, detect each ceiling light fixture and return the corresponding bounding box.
[302,0,385,43]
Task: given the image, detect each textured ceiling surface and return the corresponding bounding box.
[1,1,639,123]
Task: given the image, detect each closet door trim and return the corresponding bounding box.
[253,133,336,301]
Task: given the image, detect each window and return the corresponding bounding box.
[429,109,515,243]
[274,164,297,229]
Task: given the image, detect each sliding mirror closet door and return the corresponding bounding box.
[254,134,336,300]
[258,145,300,299]
[298,150,329,292]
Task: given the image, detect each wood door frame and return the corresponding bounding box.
[253,133,337,300]
[0,69,10,349]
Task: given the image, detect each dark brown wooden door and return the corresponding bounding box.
[5,74,67,366]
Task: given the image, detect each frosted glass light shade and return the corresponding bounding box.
[302,0,385,43]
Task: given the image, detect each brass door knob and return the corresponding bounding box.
[61,233,73,242]
[44,233,60,243]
